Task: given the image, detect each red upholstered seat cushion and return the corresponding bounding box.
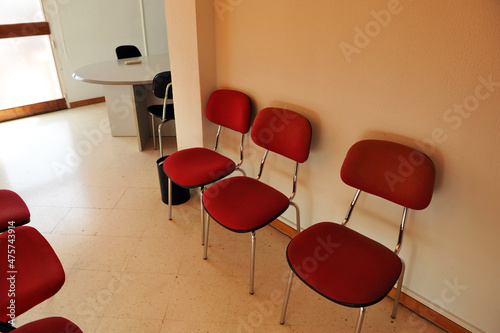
[13,317,82,333]
[0,226,65,322]
[203,176,290,232]
[287,222,402,307]
[164,147,237,188]
[0,190,30,231]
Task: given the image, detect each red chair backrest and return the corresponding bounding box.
[341,140,436,210]
[251,107,312,163]
[206,89,252,134]
[0,189,30,231]
[0,226,65,322]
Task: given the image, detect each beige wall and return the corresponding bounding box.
[166,1,500,332]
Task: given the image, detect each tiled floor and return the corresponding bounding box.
[0,104,446,332]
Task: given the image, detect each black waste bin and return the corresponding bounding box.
[156,156,190,205]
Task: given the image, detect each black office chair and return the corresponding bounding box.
[115,45,141,59]
[147,71,174,156]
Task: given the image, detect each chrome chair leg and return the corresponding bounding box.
[391,259,406,319]
[200,187,205,245]
[235,168,246,176]
[158,122,164,157]
[203,216,210,260]
[151,116,157,150]
[168,178,173,220]
[289,201,301,235]
[354,307,366,333]
[280,270,294,325]
[250,231,256,295]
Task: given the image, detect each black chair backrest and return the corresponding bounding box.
[115,45,142,59]
[152,71,173,99]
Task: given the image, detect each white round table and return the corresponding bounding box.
[73,54,171,151]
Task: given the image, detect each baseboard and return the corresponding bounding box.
[269,219,471,333]
[387,289,471,333]
[0,98,67,122]
[69,96,105,108]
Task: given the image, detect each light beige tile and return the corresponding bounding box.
[97,208,160,237]
[22,183,87,208]
[165,274,233,323]
[232,227,290,279]
[15,311,99,333]
[28,205,71,233]
[77,186,127,209]
[103,272,176,320]
[227,276,289,326]
[43,233,93,270]
[74,235,139,271]
[38,269,129,318]
[279,279,350,327]
[226,322,291,333]
[129,162,163,188]
[141,210,197,239]
[54,207,111,235]
[96,317,163,333]
[178,229,238,277]
[79,166,140,187]
[114,187,164,210]
[125,236,184,274]
[161,320,228,333]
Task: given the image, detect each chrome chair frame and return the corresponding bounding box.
[203,149,302,295]
[151,82,173,157]
[280,188,409,331]
[168,126,247,245]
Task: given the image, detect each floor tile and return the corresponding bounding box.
[73,235,139,271]
[103,272,176,320]
[54,207,111,236]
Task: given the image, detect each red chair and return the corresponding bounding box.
[0,226,67,331]
[163,89,251,244]
[7,317,82,333]
[0,190,30,233]
[279,139,436,332]
[202,107,312,294]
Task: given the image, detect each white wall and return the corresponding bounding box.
[44,0,169,104]
[164,0,216,150]
[166,1,500,332]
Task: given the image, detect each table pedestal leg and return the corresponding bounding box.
[132,84,152,151]
[102,85,137,137]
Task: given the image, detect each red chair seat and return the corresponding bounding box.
[203,176,290,232]
[0,226,65,322]
[0,190,30,231]
[164,147,236,188]
[286,222,402,307]
[13,317,82,333]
